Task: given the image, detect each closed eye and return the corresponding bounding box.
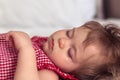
[66,29,73,38]
[68,48,72,59]
[68,48,75,61]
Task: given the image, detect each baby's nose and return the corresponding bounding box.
[59,38,67,49]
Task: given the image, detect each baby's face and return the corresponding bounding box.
[43,26,104,72]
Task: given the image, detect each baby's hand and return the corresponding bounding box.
[6,31,32,51]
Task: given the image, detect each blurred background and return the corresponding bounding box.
[0,0,120,36]
[95,0,120,26]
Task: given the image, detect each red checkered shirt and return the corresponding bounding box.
[0,34,78,80]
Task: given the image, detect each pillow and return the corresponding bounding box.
[0,0,96,36]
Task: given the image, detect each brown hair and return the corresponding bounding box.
[72,21,120,80]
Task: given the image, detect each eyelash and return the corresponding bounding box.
[68,48,72,59]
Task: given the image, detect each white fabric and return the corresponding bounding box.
[0,0,95,36]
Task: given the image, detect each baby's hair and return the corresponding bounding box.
[72,21,120,80]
